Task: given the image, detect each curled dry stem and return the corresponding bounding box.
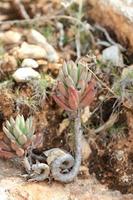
[51,110,82,183]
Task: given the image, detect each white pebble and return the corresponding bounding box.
[27,29,59,62]
[17,42,47,59]
[21,58,39,68]
[102,45,124,67]
[12,68,41,82]
[0,31,22,44]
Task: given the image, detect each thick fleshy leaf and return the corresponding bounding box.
[16,148,25,157]
[9,116,15,126]
[68,86,79,110]
[13,124,23,139]
[68,61,78,84]
[0,149,15,159]
[0,140,11,151]
[5,121,12,132]
[18,134,27,145]
[52,94,72,111]
[77,80,86,93]
[62,61,69,76]
[57,81,68,98]
[81,79,96,100]
[80,81,96,107]
[65,75,75,87]
[3,126,15,141]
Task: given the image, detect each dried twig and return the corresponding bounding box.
[94,24,125,51]
[75,29,81,58]
[0,14,92,29]
[94,113,118,134]
[12,0,30,19]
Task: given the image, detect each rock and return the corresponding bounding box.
[102,45,124,66]
[88,0,133,52]
[0,31,22,44]
[44,148,68,165]
[81,106,91,123]
[12,67,41,82]
[58,119,70,136]
[0,54,17,73]
[17,42,47,59]
[27,29,47,45]
[21,58,39,68]
[0,189,8,200]
[0,159,132,200]
[81,136,91,161]
[0,176,132,200]
[121,64,133,79]
[27,29,59,62]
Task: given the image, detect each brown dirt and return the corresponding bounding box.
[89,110,133,194]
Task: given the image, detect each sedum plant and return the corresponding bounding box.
[2,115,35,157]
[51,61,96,183]
[52,60,96,111]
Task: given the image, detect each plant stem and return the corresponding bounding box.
[51,109,82,183]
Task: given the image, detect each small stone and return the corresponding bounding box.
[27,29,59,62]
[44,148,66,165]
[81,136,91,161]
[121,64,133,79]
[21,58,39,68]
[81,106,91,123]
[27,29,47,45]
[58,119,70,136]
[0,31,22,44]
[0,54,17,72]
[17,42,47,59]
[12,68,41,82]
[102,45,124,67]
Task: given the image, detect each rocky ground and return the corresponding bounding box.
[0,0,133,199]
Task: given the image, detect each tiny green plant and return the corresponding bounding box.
[2,115,35,157]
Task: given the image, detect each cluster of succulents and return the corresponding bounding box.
[1,115,36,158]
[52,61,96,111]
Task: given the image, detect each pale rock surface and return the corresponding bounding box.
[81,135,91,161]
[21,58,39,68]
[27,29,59,62]
[102,45,124,67]
[0,31,22,44]
[0,54,18,71]
[0,160,132,200]
[12,67,40,82]
[16,42,47,59]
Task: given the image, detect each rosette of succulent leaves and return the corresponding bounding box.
[50,60,96,183]
[1,115,40,159]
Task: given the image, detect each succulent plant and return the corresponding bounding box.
[51,60,97,183]
[52,60,96,111]
[2,115,36,157]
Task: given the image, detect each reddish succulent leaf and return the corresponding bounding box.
[81,79,96,100]
[57,81,68,98]
[24,139,32,149]
[0,149,15,159]
[68,86,79,110]
[10,140,24,156]
[52,94,72,111]
[0,140,12,151]
[33,133,43,149]
[80,83,96,108]
[16,148,25,157]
